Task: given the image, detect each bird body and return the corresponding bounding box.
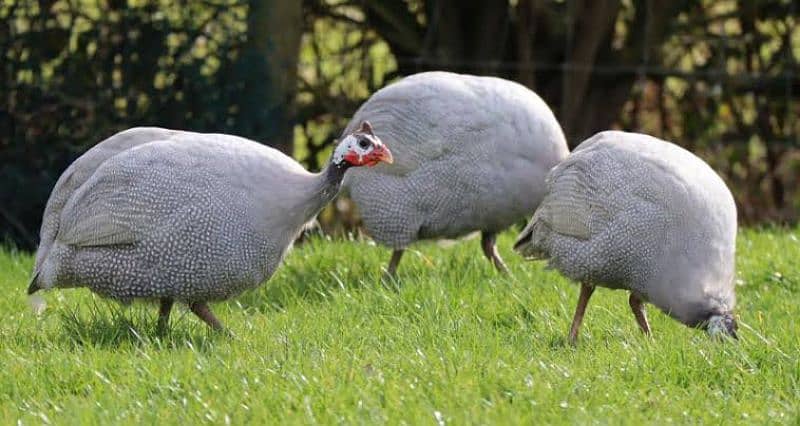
[343,71,568,273]
[32,127,180,280]
[29,124,392,328]
[515,131,738,340]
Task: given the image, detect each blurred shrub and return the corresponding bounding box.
[1,0,798,249]
[1,0,252,247]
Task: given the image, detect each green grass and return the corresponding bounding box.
[1,228,798,424]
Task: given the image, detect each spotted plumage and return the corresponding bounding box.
[28,123,392,329]
[514,131,738,342]
[342,71,569,274]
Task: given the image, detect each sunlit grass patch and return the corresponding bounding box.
[0,227,798,423]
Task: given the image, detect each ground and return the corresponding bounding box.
[0,228,798,424]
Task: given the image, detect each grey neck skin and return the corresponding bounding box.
[301,160,350,222]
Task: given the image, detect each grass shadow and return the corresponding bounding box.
[56,302,223,351]
[234,238,388,314]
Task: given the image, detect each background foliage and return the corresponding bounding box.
[1,0,798,248]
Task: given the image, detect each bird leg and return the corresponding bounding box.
[628,293,651,335]
[157,298,174,331]
[481,232,509,273]
[386,249,405,278]
[568,283,595,345]
[190,302,224,330]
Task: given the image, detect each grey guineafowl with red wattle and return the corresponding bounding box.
[27,122,393,330]
[342,71,569,276]
[514,131,738,343]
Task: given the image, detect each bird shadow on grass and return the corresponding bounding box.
[232,247,508,327]
[234,257,387,316]
[56,302,222,351]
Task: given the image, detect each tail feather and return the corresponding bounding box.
[513,214,549,259]
[513,229,533,252]
[27,271,41,295]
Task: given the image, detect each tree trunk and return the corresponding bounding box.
[233,0,303,154]
[420,0,510,74]
[366,0,510,76]
[560,0,620,143]
[561,0,687,144]
[515,0,539,88]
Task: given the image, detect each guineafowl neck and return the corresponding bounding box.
[300,161,349,221]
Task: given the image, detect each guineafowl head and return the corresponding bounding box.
[706,312,738,340]
[332,121,393,168]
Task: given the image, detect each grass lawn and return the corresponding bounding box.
[0,228,798,424]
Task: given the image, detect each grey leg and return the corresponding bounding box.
[386,249,405,277]
[481,232,509,273]
[568,283,595,345]
[157,298,174,331]
[629,293,651,335]
[190,302,224,330]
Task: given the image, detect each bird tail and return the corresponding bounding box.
[27,270,41,295]
[513,213,549,260]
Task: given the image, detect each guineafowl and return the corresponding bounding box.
[514,131,738,343]
[27,122,393,330]
[342,71,569,276]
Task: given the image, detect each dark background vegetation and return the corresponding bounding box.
[1,0,798,249]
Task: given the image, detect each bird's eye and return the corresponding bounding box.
[358,139,370,149]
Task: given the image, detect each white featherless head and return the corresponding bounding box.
[333,121,392,167]
[333,134,359,165]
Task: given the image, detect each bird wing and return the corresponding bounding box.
[59,215,137,247]
[514,158,593,258]
[35,128,180,260]
[53,139,188,248]
[56,163,144,247]
[534,161,593,239]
